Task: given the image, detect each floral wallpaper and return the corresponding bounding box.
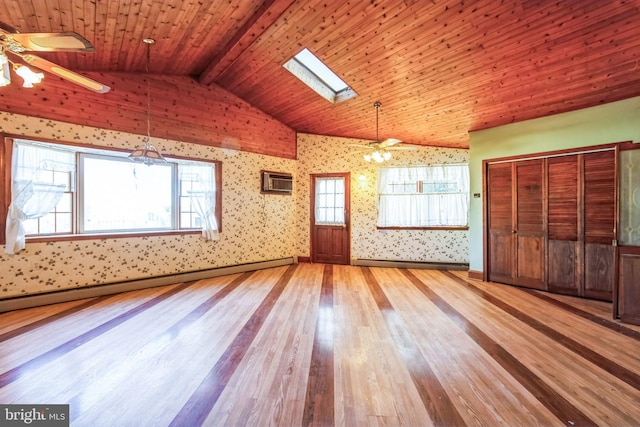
[0,112,296,298]
[295,133,469,264]
[0,112,469,300]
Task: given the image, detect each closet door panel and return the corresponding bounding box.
[547,156,580,295]
[583,151,615,301]
[488,163,515,284]
[514,159,545,289]
[584,244,615,301]
[548,240,579,294]
[584,151,615,244]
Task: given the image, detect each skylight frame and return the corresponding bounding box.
[283,48,357,104]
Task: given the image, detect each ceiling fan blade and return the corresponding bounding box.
[0,21,19,34]
[10,32,95,52]
[389,145,418,151]
[348,143,375,149]
[22,54,110,93]
[379,138,402,148]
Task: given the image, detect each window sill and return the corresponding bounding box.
[376,226,469,231]
[24,229,206,243]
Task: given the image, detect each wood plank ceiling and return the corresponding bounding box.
[1,0,639,151]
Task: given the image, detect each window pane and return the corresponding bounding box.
[82,156,174,232]
[39,213,56,234]
[315,177,345,225]
[56,213,72,233]
[178,163,216,230]
[23,219,38,235]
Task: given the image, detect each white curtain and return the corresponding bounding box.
[180,163,219,241]
[377,164,469,227]
[5,141,74,254]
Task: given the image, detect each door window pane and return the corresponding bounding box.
[315,177,345,225]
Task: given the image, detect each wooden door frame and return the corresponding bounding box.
[310,172,351,264]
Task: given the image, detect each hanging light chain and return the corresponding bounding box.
[143,38,154,145]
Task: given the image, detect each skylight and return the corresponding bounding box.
[283,48,357,104]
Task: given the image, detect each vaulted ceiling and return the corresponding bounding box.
[1,0,640,151]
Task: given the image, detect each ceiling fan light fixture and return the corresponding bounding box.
[372,150,384,163]
[14,63,43,87]
[358,101,398,164]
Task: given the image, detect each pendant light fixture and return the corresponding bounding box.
[129,38,166,166]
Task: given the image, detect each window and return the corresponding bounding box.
[377,164,469,228]
[314,177,345,225]
[5,138,221,253]
[283,48,357,104]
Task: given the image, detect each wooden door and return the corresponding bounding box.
[618,147,640,324]
[488,162,515,284]
[310,173,350,265]
[583,151,616,301]
[514,159,545,289]
[488,160,544,289]
[547,155,581,296]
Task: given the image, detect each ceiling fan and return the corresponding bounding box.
[0,21,110,93]
[350,101,416,162]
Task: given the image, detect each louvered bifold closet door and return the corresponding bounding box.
[514,159,545,289]
[583,151,616,301]
[547,155,581,296]
[488,162,516,284]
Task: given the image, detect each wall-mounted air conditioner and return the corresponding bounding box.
[261,170,293,194]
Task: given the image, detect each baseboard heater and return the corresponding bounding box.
[0,257,296,313]
[352,258,468,271]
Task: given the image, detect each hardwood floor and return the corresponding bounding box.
[1,264,640,426]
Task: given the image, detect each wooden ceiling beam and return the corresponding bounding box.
[198,0,296,86]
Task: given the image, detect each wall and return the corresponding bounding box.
[296,133,469,264]
[468,96,640,273]
[0,112,296,298]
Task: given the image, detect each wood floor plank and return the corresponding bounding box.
[0,283,193,388]
[0,286,188,374]
[443,272,640,390]
[70,268,286,426]
[201,263,324,426]
[303,264,335,427]
[0,297,107,337]
[412,269,640,426]
[403,269,597,426]
[2,264,639,426]
[524,288,640,340]
[362,267,466,426]
[371,267,562,426]
[333,265,433,427]
[169,264,298,426]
